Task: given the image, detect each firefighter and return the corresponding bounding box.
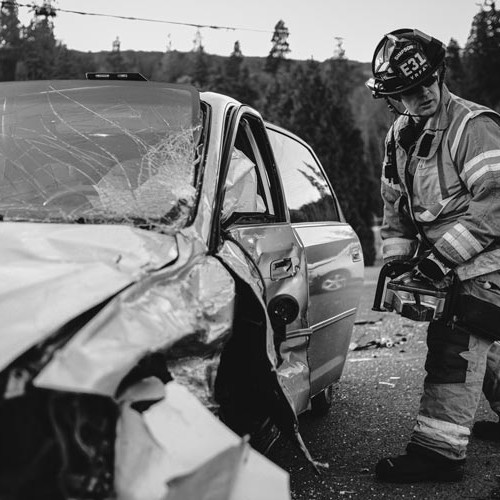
[366,28,500,483]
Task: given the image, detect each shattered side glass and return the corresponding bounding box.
[0,81,202,233]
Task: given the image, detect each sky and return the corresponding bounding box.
[18,0,484,63]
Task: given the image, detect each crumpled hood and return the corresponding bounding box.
[0,222,178,371]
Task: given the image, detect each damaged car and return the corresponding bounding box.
[0,74,364,500]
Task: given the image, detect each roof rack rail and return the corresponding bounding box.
[85,72,148,81]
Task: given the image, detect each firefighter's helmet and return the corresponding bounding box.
[366,28,446,98]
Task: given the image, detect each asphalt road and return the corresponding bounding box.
[268,266,500,500]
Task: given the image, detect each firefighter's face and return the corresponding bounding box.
[400,74,441,120]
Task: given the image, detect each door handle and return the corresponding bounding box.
[350,244,362,262]
[270,257,295,281]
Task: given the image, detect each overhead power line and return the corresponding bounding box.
[1,0,273,33]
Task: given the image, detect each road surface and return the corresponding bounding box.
[268,266,500,499]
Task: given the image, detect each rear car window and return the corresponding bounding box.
[267,128,339,223]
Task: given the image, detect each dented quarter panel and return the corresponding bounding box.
[0,222,178,371]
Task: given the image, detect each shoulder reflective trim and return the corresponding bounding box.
[467,163,500,189]
[450,111,475,161]
[464,150,500,173]
[415,415,470,448]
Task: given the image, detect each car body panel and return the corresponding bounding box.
[0,221,178,371]
[295,223,363,396]
[35,227,234,396]
[265,124,364,400]
[0,79,363,499]
[115,381,290,500]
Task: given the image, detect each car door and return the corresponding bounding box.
[266,123,364,398]
[212,108,313,413]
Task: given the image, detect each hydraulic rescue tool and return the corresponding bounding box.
[372,260,457,322]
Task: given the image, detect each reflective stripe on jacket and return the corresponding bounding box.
[380,85,500,279]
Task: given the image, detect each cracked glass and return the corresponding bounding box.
[0,80,201,233]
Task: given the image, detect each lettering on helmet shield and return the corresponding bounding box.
[398,51,430,81]
[392,42,418,62]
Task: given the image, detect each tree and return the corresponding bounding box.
[265,20,291,74]
[445,38,465,95]
[462,1,500,110]
[0,1,21,80]
[18,16,57,80]
[208,41,258,105]
[263,59,377,264]
[54,44,95,78]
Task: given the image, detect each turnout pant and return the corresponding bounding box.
[410,320,500,460]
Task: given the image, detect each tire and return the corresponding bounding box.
[310,384,335,416]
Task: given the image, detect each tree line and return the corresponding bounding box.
[0,2,499,265]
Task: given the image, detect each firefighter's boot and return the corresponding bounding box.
[375,444,465,483]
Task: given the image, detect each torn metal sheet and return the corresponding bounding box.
[277,336,311,415]
[0,221,178,371]
[216,240,276,364]
[114,381,290,500]
[167,355,221,413]
[35,246,235,396]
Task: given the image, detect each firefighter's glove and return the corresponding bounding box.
[385,259,414,279]
[414,253,451,284]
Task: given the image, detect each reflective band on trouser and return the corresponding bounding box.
[410,321,494,460]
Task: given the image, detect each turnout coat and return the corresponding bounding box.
[380,85,500,336]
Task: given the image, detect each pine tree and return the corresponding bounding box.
[18,16,57,80]
[445,38,465,95]
[263,59,377,264]
[265,20,291,74]
[462,1,500,109]
[208,41,258,105]
[0,1,21,80]
[192,46,209,89]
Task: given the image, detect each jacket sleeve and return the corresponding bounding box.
[433,115,500,267]
[379,127,419,262]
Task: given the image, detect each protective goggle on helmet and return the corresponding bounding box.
[366,28,446,98]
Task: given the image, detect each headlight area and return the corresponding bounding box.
[0,302,118,500]
[0,383,117,500]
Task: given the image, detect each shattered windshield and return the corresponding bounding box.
[0,80,201,232]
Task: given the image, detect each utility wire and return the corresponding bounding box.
[2,0,274,33]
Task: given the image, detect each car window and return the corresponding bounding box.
[267,128,340,223]
[0,80,201,233]
[221,118,275,224]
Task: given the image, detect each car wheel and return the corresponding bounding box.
[310,384,335,416]
[320,271,347,292]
